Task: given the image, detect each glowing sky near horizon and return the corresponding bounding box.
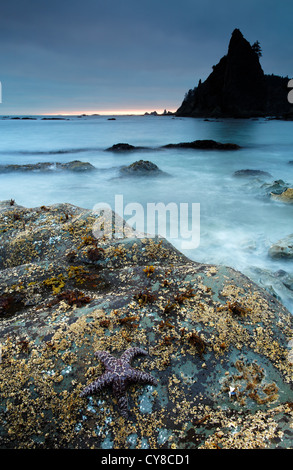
[0,0,292,115]
[44,108,176,116]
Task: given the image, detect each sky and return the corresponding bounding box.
[0,0,292,115]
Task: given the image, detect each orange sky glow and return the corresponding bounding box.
[43,107,176,116]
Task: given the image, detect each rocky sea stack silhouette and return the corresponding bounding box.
[176,29,293,118]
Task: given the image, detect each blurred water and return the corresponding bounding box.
[0,114,293,312]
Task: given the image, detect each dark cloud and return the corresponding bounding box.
[0,0,292,114]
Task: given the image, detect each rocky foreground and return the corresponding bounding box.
[0,200,292,449]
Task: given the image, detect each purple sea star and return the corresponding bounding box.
[80,347,157,417]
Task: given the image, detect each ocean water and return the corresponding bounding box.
[0,114,293,313]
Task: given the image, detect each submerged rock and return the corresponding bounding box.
[41,117,68,120]
[0,160,96,173]
[0,201,292,449]
[234,169,272,178]
[106,140,240,152]
[261,180,289,196]
[269,234,293,259]
[119,160,163,176]
[271,188,293,203]
[106,143,146,152]
[162,139,240,150]
[60,160,95,172]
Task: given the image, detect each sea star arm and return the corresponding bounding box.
[112,378,129,418]
[120,347,148,364]
[80,371,113,397]
[94,350,117,370]
[128,368,157,386]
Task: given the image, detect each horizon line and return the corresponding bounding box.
[0,108,177,117]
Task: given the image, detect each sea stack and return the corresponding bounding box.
[222,28,266,116]
[176,28,292,118]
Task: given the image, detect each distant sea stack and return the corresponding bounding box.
[176,29,293,118]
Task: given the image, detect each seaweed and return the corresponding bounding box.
[117,315,139,329]
[134,289,157,306]
[188,331,206,358]
[143,265,155,277]
[87,246,104,261]
[43,274,66,294]
[57,290,92,307]
[78,234,97,249]
[0,294,25,318]
[163,299,177,314]
[158,319,174,330]
[17,339,30,354]
[99,319,110,328]
[174,287,195,304]
[227,301,251,317]
[66,250,77,262]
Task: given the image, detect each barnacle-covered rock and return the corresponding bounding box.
[0,201,292,449]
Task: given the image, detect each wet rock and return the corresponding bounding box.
[106,143,146,152]
[275,271,293,292]
[41,117,68,120]
[0,201,292,449]
[105,141,240,152]
[261,180,289,196]
[269,234,293,259]
[271,188,293,203]
[0,161,96,173]
[162,139,240,150]
[60,160,95,171]
[0,162,53,172]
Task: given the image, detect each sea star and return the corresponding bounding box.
[80,347,157,417]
